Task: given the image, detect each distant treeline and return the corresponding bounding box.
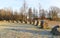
[0,0,60,24]
[0,7,60,22]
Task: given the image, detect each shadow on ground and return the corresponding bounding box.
[6,28,51,35]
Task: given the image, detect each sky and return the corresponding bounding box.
[0,0,60,11]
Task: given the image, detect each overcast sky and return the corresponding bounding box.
[0,0,60,11]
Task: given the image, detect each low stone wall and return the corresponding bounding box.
[0,20,60,29]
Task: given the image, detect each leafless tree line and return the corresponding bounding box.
[0,6,60,22]
[0,0,60,24]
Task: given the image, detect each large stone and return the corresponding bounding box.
[43,22,49,29]
[51,25,60,35]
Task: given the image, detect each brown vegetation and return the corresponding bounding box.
[0,0,60,25]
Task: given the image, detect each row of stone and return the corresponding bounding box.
[4,20,49,29]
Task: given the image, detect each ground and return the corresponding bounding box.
[0,21,60,38]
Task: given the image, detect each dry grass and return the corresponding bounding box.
[0,20,60,38]
[0,30,59,38]
[0,30,54,38]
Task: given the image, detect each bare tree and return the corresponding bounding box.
[48,6,60,20]
[40,9,46,20]
[28,8,33,24]
[19,0,28,23]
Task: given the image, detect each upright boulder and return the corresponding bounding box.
[50,25,60,35]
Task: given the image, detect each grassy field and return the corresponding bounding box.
[0,21,60,38]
